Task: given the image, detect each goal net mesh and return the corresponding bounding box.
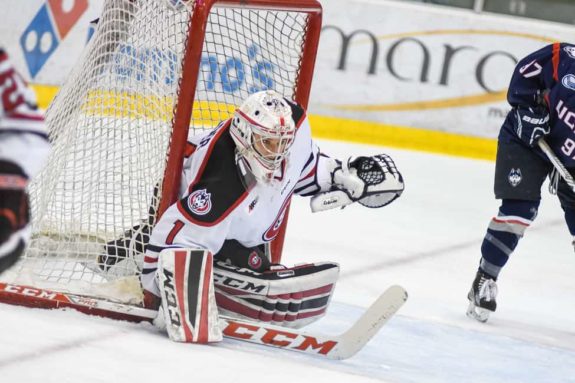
[1,0,311,304]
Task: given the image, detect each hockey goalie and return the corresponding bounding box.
[101,90,404,343]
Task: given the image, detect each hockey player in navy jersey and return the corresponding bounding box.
[467,42,575,322]
[112,89,404,342]
[0,49,50,274]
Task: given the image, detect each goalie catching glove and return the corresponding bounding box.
[311,154,404,212]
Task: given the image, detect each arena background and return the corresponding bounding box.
[2,0,575,159]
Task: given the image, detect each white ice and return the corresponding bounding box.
[1,139,574,383]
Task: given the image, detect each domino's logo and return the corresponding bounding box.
[20,0,88,78]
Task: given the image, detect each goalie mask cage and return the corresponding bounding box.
[0,0,321,310]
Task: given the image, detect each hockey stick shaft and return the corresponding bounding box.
[220,285,407,359]
[0,282,407,360]
[537,138,575,192]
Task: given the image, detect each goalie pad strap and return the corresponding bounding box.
[157,248,222,343]
[215,285,332,322]
[214,261,339,328]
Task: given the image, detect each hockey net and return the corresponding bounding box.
[0,0,321,307]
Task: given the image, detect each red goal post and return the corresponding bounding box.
[0,0,322,311]
[165,0,323,263]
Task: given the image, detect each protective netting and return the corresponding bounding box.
[0,0,310,304]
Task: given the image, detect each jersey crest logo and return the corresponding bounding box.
[562,74,575,91]
[564,46,575,59]
[188,189,212,215]
[248,251,263,269]
[508,168,522,187]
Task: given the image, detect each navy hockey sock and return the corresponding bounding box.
[479,199,539,278]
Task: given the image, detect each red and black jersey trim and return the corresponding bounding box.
[294,152,322,196]
[177,122,250,226]
[283,98,306,128]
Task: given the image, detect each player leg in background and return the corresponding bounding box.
[467,135,550,322]
[96,181,159,275]
[98,213,154,273]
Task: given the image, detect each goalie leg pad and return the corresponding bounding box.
[156,248,222,343]
[214,261,339,328]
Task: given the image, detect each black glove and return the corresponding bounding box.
[0,160,29,245]
[214,239,270,272]
[511,106,550,147]
[0,160,29,274]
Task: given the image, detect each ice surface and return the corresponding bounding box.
[1,139,573,383]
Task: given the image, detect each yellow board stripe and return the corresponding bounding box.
[309,115,496,161]
[320,90,507,112]
[33,83,59,109]
[31,83,496,161]
[372,29,556,43]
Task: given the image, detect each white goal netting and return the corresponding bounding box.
[1,0,317,304]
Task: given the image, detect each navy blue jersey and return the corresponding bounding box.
[501,42,575,167]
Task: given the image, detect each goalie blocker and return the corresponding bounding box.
[154,248,339,342]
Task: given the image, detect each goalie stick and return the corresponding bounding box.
[0,282,407,360]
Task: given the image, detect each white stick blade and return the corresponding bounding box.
[330,285,408,359]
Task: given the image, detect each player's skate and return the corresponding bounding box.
[466,269,498,322]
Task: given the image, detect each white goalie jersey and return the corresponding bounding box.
[141,100,334,296]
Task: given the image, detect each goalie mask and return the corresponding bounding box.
[230,90,296,184]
